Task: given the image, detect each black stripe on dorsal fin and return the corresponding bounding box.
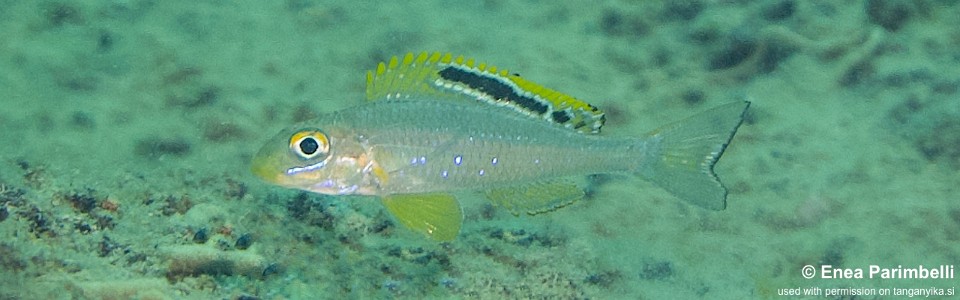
[365,52,606,134]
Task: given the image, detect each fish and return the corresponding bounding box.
[251,52,749,241]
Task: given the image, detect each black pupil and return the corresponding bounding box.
[299,137,320,155]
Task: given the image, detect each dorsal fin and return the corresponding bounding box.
[365,52,606,134]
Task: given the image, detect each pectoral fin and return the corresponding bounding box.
[382,193,463,241]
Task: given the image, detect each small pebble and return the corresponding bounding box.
[382,279,402,293]
[66,191,98,214]
[44,2,82,26]
[761,0,795,21]
[639,261,674,280]
[439,277,457,289]
[262,263,282,277]
[709,37,757,70]
[193,227,209,244]
[70,111,95,129]
[682,89,705,105]
[235,233,253,250]
[97,31,114,52]
[866,0,912,32]
[662,0,704,21]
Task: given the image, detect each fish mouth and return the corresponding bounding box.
[250,152,282,183]
[250,162,271,183]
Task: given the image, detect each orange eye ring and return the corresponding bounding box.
[289,130,330,160]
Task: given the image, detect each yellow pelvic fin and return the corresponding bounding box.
[365,51,606,134]
[484,180,584,216]
[381,193,463,241]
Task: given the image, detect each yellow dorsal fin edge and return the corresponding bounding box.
[365,51,606,134]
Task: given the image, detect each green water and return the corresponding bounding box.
[1,1,958,299]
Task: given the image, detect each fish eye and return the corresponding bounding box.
[288,130,330,160]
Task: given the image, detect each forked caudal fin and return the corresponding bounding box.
[637,101,750,210]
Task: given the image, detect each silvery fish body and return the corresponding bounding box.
[324,100,639,193]
[251,52,749,241]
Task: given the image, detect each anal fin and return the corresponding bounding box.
[485,180,585,216]
[382,193,463,241]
